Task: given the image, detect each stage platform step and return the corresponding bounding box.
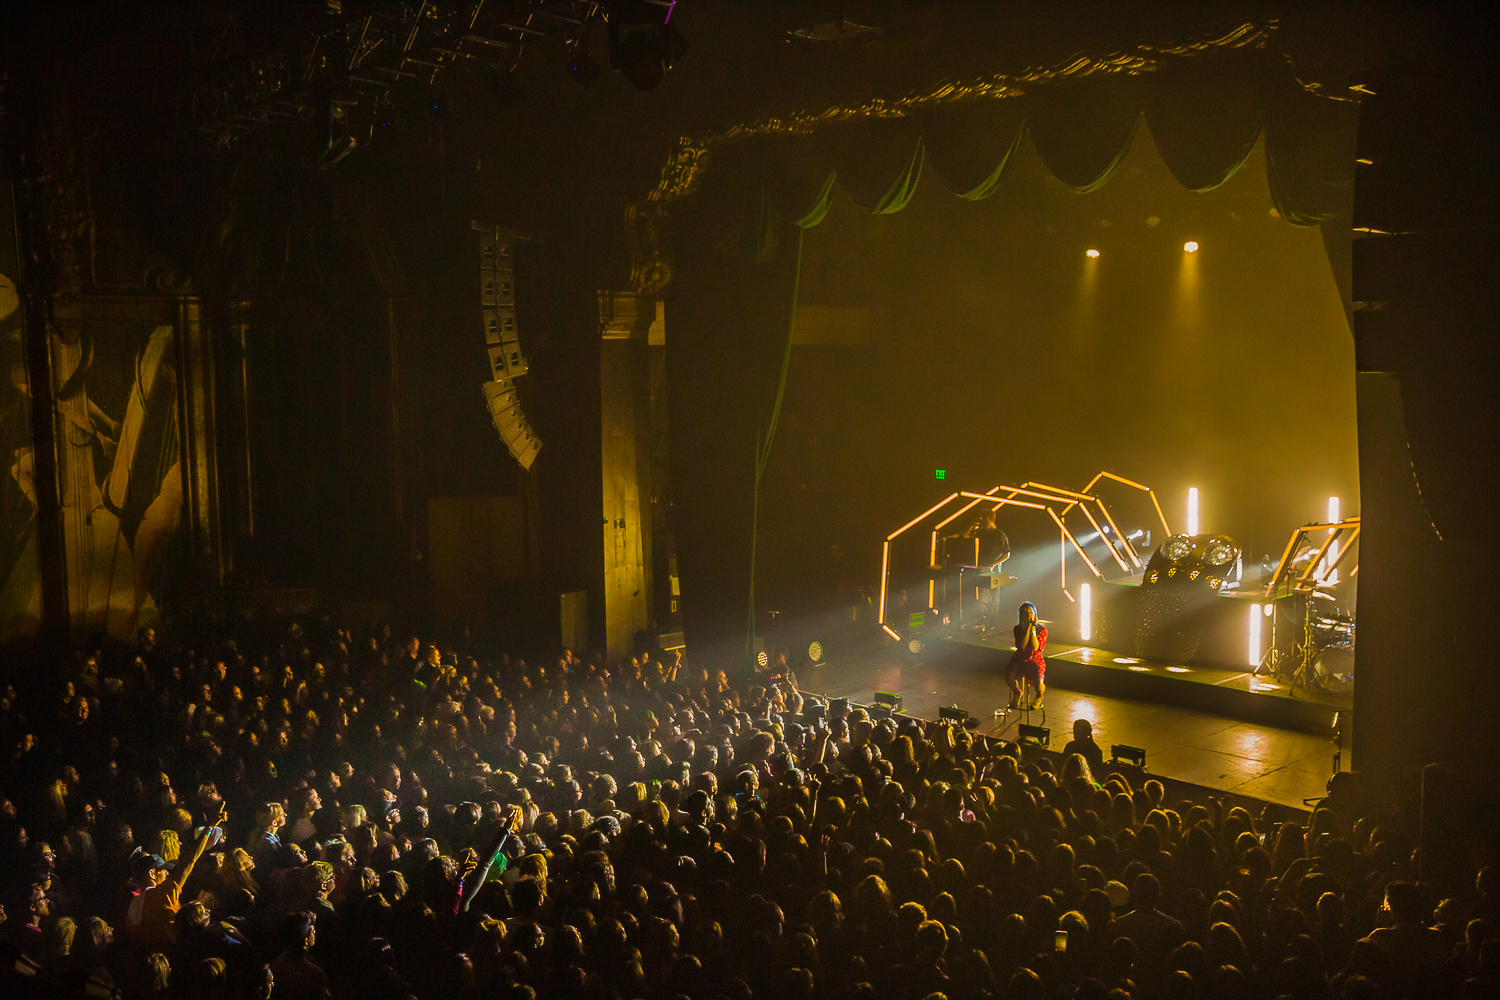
[933,633,1349,735]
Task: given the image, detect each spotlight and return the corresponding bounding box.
[1184,241,1199,253]
[756,650,769,669]
[1019,723,1051,747]
[808,640,824,663]
[608,3,688,91]
[1111,744,1148,769]
[1186,487,1199,536]
[1085,249,1100,258]
[940,705,979,731]
[908,639,923,655]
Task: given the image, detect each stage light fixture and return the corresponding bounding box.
[1162,535,1195,562]
[940,706,979,730]
[1080,583,1092,642]
[1249,603,1262,665]
[1184,241,1199,253]
[1019,724,1051,747]
[808,640,824,663]
[757,650,769,668]
[1187,487,1199,536]
[1086,249,1100,258]
[1264,603,1273,617]
[909,639,924,655]
[607,6,688,91]
[1111,744,1147,769]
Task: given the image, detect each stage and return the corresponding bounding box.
[800,632,1349,810]
[937,627,1351,733]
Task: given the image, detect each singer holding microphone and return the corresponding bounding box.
[1006,602,1047,710]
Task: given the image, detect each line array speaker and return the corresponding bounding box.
[474,221,541,470]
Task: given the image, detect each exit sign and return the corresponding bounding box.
[935,469,946,480]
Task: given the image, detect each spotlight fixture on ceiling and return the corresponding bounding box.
[1184,241,1199,253]
[1086,249,1100,258]
[607,0,688,90]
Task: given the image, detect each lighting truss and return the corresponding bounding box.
[196,1,605,150]
[875,472,1162,635]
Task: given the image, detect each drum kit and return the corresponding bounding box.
[1259,587,1356,696]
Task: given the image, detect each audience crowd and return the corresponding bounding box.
[0,620,1494,1000]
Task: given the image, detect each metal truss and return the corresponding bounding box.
[196,1,604,149]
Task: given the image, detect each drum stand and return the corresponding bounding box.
[1255,591,1322,696]
[1286,590,1321,696]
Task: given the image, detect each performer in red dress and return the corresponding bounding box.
[1006,602,1046,709]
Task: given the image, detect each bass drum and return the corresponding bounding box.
[1312,643,1356,695]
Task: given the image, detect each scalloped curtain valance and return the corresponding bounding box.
[680,48,1356,257]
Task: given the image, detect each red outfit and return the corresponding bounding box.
[1008,623,1047,685]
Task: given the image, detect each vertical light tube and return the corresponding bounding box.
[1249,603,1262,666]
[1326,496,1341,585]
[1080,583,1093,643]
[1187,487,1199,536]
[878,541,890,624]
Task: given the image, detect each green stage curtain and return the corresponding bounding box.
[1146,50,1268,192]
[919,99,1028,200]
[666,160,803,673]
[1026,76,1145,193]
[814,116,924,210]
[1265,76,1359,226]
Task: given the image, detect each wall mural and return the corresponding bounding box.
[0,176,37,641]
[0,174,184,640]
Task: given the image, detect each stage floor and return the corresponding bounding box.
[801,644,1346,809]
[958,628,1353,713]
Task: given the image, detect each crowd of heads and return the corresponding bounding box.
[0,619,1495,999]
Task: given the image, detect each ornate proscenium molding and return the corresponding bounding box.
[626,20,1285,294]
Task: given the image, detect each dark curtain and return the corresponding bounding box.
[666,145,803,674]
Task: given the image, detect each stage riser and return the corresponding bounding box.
[1092,582,1273,671]
[933,637,1338,734]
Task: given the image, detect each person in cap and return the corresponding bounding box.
[127,803,227,951]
